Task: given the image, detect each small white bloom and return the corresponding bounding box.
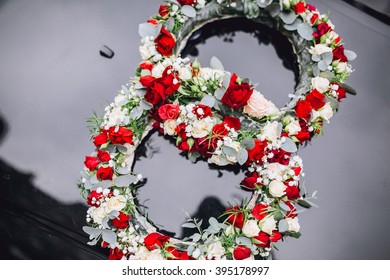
[259,216,277,235]
[242,220,261,237]
[261,121,280,142]
[285,119,301,135]
[286,217,300,232]
[311,76,330,93]
[268,180,286,198]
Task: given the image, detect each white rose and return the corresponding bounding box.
[191,118,214,138]
[139,44,156,60]
[285,119,301,135]
[336,62,351,74]
[261,121,280,142]
[106,195,127,212]
[311,77,330,93]
[179,67,193,81]
[243,90,279,119]
[163,119,177,136]
[134,246,164,260]
[266,163,287,178]
[286,217,300,232]
[259,216,277,235]
[319,103,334,122]
[90,207,108,225]
[242,220,260,237]
[207,240,225,260]
[309,44,332,56]
[151,63,165,78]
[269,180,286,198]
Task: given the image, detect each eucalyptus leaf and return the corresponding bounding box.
[240,138,255,150]
[297,22,313,41]
[278,219,289,233]
[135,89,146,98]
[108,210,120,219]
[121,85,129,95]
[115,174,137,187]
[200,94,216,107]
[281,138,298,153]
[279,202,291,212]
[181,5,196,18]
[344,50,357,61]
[222,146,237,157]
[182,222,197,228]
[134,82,144,89]
[318,60,328,71]
[92,180,111,190]
[101,216,110,229]
[115,145,128,154]
[87,239,98,246]
[83,226,102,237]
[102,229,117,245]
[265,3,281,17]
[84,180,92,190]
[191,233,201,242]
[236,236,252,246]
[140,99,153,110]
[256,0,273,8]
[319,71,335,81]
[208,217,220,228]
[284,18,302,31]
[321,52,333,65]
[223,72,231,88]
[165,17,175,31]
[116,167,131,175]
[237,149,249,165]
[214,87,227,100]
[311,54,321,62]
[210,56,224,71]
[188,152,200,163]
[339,83,357,95]
[138,23,161,38]
[297,199,312,208]
[90,175,99,184]
[187,245,195,256]
[280,10,297,24]
[277,122,283,138]
[80,170,89,179]
[130,106,143,119]
[313,65,320,77]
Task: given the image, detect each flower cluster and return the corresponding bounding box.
[79,0,355,260]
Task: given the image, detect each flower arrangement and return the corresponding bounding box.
[79,0,356,260]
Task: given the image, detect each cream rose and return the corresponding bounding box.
[285,119,301,135]
[311,77,330,93]
[259,216,277,235]
[309,44,332,56]
[163,119,177,136]
[106,195,127,212]
[311,103,334,123]
[242,220,261,237]
[261,121,279,142]
[269,180,286,197]
[286,217,300,232]
[191,118,213,138]
[134,246,164,260]
[243,90,279,119]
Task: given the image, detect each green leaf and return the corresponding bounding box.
[339,83,357,95]
[210,56,224,71]
[139,99,153,110]
[222,146,237,157]
[344,50,357,61]
[237,149,248,165]
[102,229,117,245]
[240,138,255,150]
[115,174,137,187]
[182,222,197,228]
[130,106,143,119]
[284,18,302,31]
[191,233,201,242]
[281,138,298,153]
[208,217,220,229]
[181,5,196,18]
[278,219,289,233]
[280,10,297,24]
[297,199,312,208]
[297,22,313,41]
[188,152,200,163]
[319,71,335,81]
[165,17,175,31]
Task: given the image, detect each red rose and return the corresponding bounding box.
[140,75,155,87]
[226,206,245,228]
[175,123,188,141]
[269,149,291,165]
[306,89,325,110]
[284,201,298,219]
[310,13,319,25]
[212,123,229,137]
[295,99,312,120]
[247,139,267,164]
[253,232,270,248]
[270,230,282,243]
[294,2,306,14]
[154,28,175,57]
[333,45,348,62]
[147,19,159,25]
[295,120,311,143]
[224,116,241,130]
[313,22,332,42]
[221,73,253,109]
[306,4,316,12]
[334,84,346,101]
[144,67,180,105]
[139,61,153,72]
[87,190,103,206]
[108,126,134,145]
[97,150,110,162]
[192,104,212,118]
[93,131,108,147]
[285,184,300,200]
[112,212,130,229]
[84,156,99,171]
[252,203,268,221]
[233,245,251,260]
[178,0,196,5]
[159,5,169,18]
[158,104,180,120]
[292,166,302,176]
[144,232,170,251]
[166,247,193,260]
[109,248,124,260]
[96,166,114,181]
[241,172,260,190]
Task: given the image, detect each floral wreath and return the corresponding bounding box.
[79,0,356,260]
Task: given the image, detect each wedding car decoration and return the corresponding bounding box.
[78,0,356,260]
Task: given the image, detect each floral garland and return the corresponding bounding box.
[79,0,356,260]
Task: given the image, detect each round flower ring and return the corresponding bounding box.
[79,0,356,260]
